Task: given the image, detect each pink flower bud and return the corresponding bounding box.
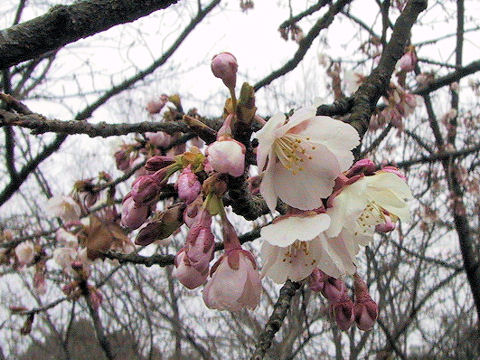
[346,159,376,177]
[211,52,238,90]
[398,50,417,72]
[62,281,78,296]
[173,248,208,289]
[176,167,202,204]
[89,286,103,311]
[404,93,417,109]
[353,275,378,331]
[145,155,175,172]
[331,295,355,331]
[146,94,168,114]
[375,213,396,233]
[203,249,261,311]
[206,138,245,177]
[131,174,162,206]
[354,299,379,331]
[322,277,346,303]
[121,193,150,230]
[145,131,172,148]
[114,150,130,171]
[34,269,47,295]
[183,196,203,228]
[185,224,215,274]
[308,268,328,292]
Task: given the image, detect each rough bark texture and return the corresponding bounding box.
[0,0,179,69]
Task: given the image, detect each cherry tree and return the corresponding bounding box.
[1,0,480,359]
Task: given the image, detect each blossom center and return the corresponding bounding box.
[355,202,386,235]
[273,134,315,175]
[281,241,317,266]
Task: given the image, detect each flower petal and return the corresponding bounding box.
[255,113,285,170]
[272,145,340,210]
[298,117,359,171]
[261,213,331,247]
[259,156,279,213]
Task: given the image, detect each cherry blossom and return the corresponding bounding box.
[326,170,413,248]
[260,213,356,282]
[255,108,359,212]
[203,249,261,311]
[46,195,81,223]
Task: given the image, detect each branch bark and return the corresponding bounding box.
[0,0,180,69]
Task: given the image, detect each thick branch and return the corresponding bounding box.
[0,0,180,69]
[348,0,428,140]
[0,110,190,137]
[250,280,302,360]
[102,251,175,267]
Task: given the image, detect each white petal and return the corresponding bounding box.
[272,145,340,210]
[299,117,359,171]
[261,213,330,247]
[314,235,355,278]
[259,157,278,213]
[260,242,288,284]
[255,113,285,169]
[281,107,316,133]
[261,238,330,283]
[368,172,413,198]
[326,181,369,237]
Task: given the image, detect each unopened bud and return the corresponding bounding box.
[322,277,346,303]
[211,52,238,90]
[308,268,328,292]
[135,203,186,246]
[176,167,202,204]
[88,286,103,311]
[131,174,162,206]
[145,155,175,172]
[346,159,376,177]
[121,193,150,230]
[114,150,130,171]
[331,295,355,331]
[353,274,378,331]
[173,248,208,289]
[206,138,246,177]
[185,217,215,274]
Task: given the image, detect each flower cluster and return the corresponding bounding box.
[9,50,411,330]
[113,52,415,328]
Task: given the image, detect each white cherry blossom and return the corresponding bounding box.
[326,171,413,247]
[255,108,359,212]
[260,213,356,282]
[46,195,81,222]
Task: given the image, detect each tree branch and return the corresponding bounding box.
[414,59,480,96]
[253,0,353,91]
[0,0,180,69]
[250,280,302,360]
[348,0,428,140]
